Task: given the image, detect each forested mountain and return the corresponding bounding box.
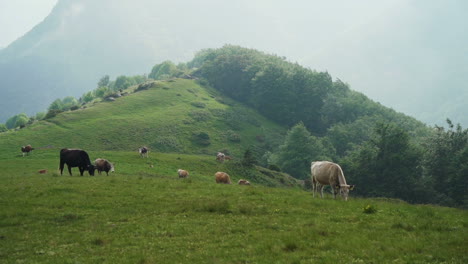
[1,0,465,127]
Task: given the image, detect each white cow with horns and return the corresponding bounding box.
[311,161,355,201]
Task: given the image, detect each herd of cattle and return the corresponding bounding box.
[21,145,355,200]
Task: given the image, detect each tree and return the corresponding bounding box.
[423,119,468,207]
[61,96,79,110]
[0,123,7,132]
[48,99,64,111]
[341,122,423,202]
[242,149,257,167]
[149,61,180,80]
[5,113,29,129]
[98,75,110,88]
[274,122,333,179]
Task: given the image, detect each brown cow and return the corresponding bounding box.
[21,145,34,157]
[215,171,231,184]
[238,179,250,185]
[311,161,354,201]
[94,158,115,175]
[178,169,189,178]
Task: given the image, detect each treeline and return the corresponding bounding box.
[1,74,149,130]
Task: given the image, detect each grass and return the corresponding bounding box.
[0,151,467,263]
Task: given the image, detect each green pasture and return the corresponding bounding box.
[0,151,467,263]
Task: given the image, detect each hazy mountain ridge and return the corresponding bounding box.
[0,0,466,127]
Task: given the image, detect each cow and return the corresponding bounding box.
[311,161,355,201]
[21,145,34,157]
[224,155,232,161]
[177,169,189,178]
[216,152,225,162]
[59,148,95,176]
[94,158,115,176]
[38,169,47,174]
[139,147,149,158]
[238,179,251,185]
[215,171,232,184]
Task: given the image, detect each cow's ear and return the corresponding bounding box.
[349,185,355,190]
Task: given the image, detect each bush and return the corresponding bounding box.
[189,110,212,122]
[363,205,378,214]
[192,132,211,146]
[268,164,281,172]
[225,130,241,142]
[45,109,64,119]
[190,102,206,108]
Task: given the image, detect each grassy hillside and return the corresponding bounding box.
[0,152,466,263]
[0,78,467,263]
[0,79,285,158]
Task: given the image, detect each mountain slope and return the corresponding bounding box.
[0,79,285,157]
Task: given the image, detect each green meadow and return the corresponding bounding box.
[1,79,467,263]
[0,150,467,263]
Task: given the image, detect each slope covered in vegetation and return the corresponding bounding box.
[0,79,285,158]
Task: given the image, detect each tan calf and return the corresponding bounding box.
[215,171,232,184]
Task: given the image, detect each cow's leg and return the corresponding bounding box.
[67,165,73,176]
[320,185,324,198]
[59,161,65,175]
[312,181,316,198]
[79,166,84,176]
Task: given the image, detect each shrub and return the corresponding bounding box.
[268,164,281,172]
[190,102,206,108]
[0,124,7,132]
[189,110,212,122]
[225,130,241,142]
[192,132,211,146]
[45,109,64,119]
[363,204,377,214]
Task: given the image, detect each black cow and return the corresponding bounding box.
[59,148,95,176]
[139,146,148,158]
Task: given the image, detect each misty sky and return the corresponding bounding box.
[0,0,57,48]
[0,0,404,49]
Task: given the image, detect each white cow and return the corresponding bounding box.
[311,161,355,201]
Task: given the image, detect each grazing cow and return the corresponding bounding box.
[215,171,232,184]
[238,179,251,185]
[59,148,95,176]
[311,161,355,201]
[177,169,189,178]
[38,169,47,174]
[21,145,34,157]
[224,155,232,161]
[216,152,225,162]
[139,147,149,158]
[94,158,115,176]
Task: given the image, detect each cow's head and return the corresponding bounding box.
[339,185,355,201]
[87,165,96,176]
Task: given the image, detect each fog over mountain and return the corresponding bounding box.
[0,0,466,126]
